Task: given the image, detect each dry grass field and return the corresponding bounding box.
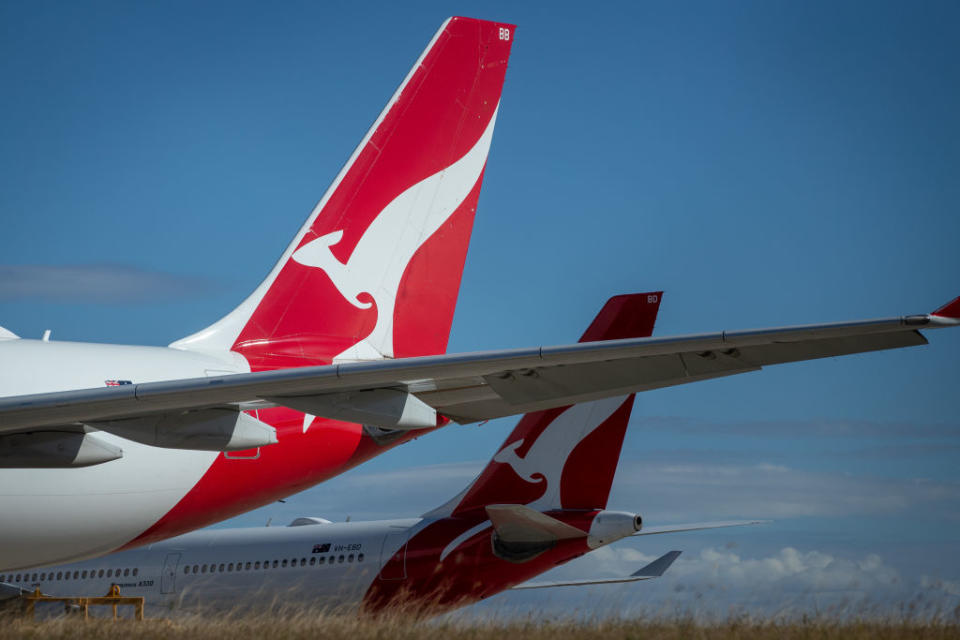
[3,610,960,640]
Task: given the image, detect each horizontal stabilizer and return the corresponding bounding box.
[485,504,585,544]
[512,550,681,589]
[632,549,682,577]
[633,520,767,536]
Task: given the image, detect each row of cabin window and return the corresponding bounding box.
[183,553,365,575]
[1,567,138,583]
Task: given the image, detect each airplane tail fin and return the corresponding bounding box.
[429,292,663,518]
[171,17,515,370]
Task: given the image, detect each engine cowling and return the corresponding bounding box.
[587,510,642,548]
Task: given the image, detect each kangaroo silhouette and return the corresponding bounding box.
[490,395,629,510]
[291,108,500,361]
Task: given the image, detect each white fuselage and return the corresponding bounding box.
[1,518,418,613]
[0,338,247,569]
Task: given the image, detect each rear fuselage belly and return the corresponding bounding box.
[0,339,427,571]
[0,339,237,569]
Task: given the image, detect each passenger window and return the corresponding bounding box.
[254,561,260,570]
[228,563,233,572]
[281,559,287,568]
[32,573,38,581]
[318,557,325,565]
[192,565,198,573]
[309,557,315,566]
[358,553,364,563]
[107,570,113,578]
[15,574,21,581]
[98,569,104,578]
[40,573,46,581]
[272,560,278,569]
[74,571,80,579]
[184,567,189,575]
[201,565,207,574]
[348,554,354,563]
[338,555,344,563]
[81,571,87,579]
[124,569,130,577]
[133,568,138,577]
[300,558,306,567]
[245,562,251,570]
[219,564,225,572]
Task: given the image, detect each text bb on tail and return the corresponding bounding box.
[364,292,664,612]
[172,17,516,369]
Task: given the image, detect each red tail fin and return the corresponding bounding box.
[430,292,663,517]
[172,18,515,370]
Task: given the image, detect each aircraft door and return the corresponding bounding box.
[160,552,181,594]
[378,527,408,580]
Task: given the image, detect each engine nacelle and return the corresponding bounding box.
[0,429,122,467]
[587,510,642,548]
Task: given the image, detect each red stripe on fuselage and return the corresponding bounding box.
[363,510,599,613]
[123,410,436,548]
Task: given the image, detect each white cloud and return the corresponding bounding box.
[608,461,959,522]
[239,456,957,527]
[635,415,960,440]
[0,264,213,303]
[467,546,958,621]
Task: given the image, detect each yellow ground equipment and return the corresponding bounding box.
[19,584,144,620]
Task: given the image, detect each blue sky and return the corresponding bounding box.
[1,1,958,618]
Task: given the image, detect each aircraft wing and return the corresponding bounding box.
[633,520,768,536]
[0,297,957,439]
[512,550,682,589]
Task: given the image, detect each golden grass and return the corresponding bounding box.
[3,610,960,640]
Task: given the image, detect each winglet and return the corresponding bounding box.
[631,550,682,577]
[931,295,960,321]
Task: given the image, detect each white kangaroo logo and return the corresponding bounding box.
[491,395,628,509]
[291,106,499,361]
